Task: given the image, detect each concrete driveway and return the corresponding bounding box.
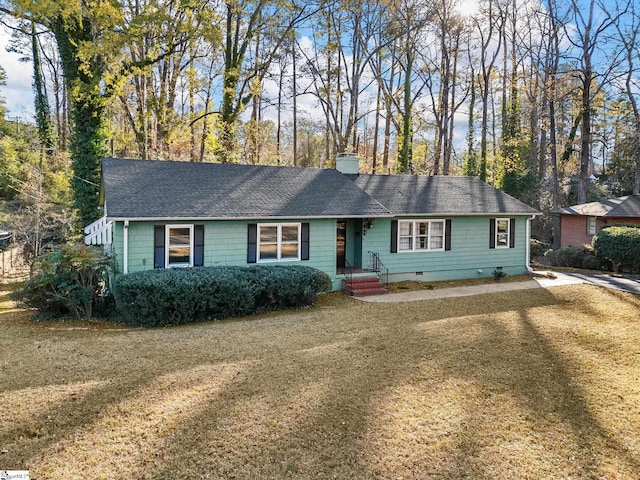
[541,271,640,295]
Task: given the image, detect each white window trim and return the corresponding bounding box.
[165,224,194,267]
[587,216,597,235]
[257,223,301,263]
[495,218,510,249]
[398,219,446,252]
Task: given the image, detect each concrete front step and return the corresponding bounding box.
[342,276,387,297]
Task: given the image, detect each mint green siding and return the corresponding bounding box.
[112,219,339,286]
[112,216,530,291]
[361,216,530,282]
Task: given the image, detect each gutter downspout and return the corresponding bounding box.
[526,215,536,273]
[123,220,129,274]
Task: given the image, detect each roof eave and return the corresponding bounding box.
[108,211,540,222]
[107,213,395,222]
[392,211,542,217]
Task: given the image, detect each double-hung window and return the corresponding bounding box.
[495,218,510,248]
[398,220,446,252]
[258,223,300,262]
[587,216,597,235]
[166,225,193,267]
[489,218,515,249]
[154,224,204,269]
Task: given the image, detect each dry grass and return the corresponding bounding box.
[1,282,640,479]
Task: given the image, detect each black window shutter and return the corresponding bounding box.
[301,223,310,260]
[247,223,257,263]
[445,219,452,251]
[194,225,205,266]
[509,218,516,248]
[390,220,398,253]
[154,225,165,268]
[489,218,496,249]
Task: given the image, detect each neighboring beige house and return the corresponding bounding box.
[553,195,640,248]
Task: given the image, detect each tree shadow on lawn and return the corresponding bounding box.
[0,373,154,470]
[546,286,640,366]
[138,288,639,479]
[6,286,638,478]
[424,292,638,477]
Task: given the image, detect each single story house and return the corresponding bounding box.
[553,195,640,248]
[85,155,540,292]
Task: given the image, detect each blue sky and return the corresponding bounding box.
[0,26,33,120]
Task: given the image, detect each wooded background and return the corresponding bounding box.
[0,0,639,250]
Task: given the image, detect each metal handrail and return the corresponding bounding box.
[370,251,388,287]
[343,258,354,288]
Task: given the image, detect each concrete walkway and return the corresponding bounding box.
[357,271,638,303]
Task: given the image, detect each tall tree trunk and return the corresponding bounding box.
[616,2,640,194]
[350,8,361,151]
[372,68,381,173]
[219,2,241,162]
[398,50,414,173]
[189,55,197,162]
[579,70,592,203]
[32,22,54,151]
[538,76,548,180]
[276,59,284,165]
[250,16,262,165]
[465,70,477,176]
[480,73,491,182]
[444,34,460,176]
[382,39,397,172]
[52,17,106,226]
[477,0,503,182]
[292,33,298,166]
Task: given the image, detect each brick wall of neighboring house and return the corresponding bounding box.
[560,215,640,248]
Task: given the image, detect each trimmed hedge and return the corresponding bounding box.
[113,265,332,327]
[593,226,640,273]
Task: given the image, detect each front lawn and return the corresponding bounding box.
[1,282,639,479]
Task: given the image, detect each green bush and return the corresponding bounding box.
[114,265,332,327]
[580,255,609,271]
[530,238,551,258]
[592,226,640,273]
[554,246,586,268]
[14,243,113,320]
[543,245,611,271]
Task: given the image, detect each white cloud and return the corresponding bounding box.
[0,26,34,119]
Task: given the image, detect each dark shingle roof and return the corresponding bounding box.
[553,195,640,217]
[352,174,540,216]
[102,158,540,220]
[102,158,390,219]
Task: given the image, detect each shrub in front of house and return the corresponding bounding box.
[543,245,611,271]
[14,243,113,320]
[113,265,332,327]
[248,265,332,311]
[544,246,584,268]
[593,226,640,273]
